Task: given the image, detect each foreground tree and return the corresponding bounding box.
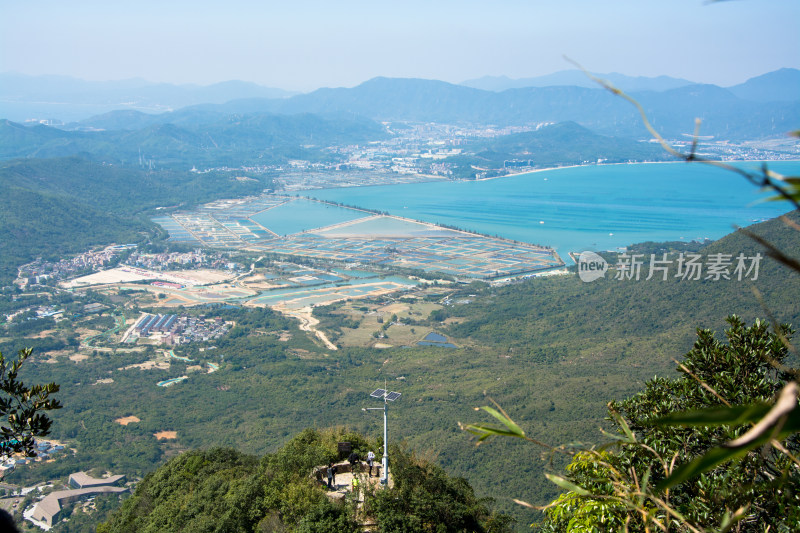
[0,348,61,460]
[538,317,799,532]
[465,317,799,532]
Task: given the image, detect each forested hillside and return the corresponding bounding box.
[452,121,668,172]
[7,213,798,530]
[0,157,266,283]
[442,211,800,359]
[0,112,388,169]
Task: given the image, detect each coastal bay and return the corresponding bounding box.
[304,161,800,255]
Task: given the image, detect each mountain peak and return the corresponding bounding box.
[728,68,800,102]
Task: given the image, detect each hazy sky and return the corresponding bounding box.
[2,0,798,91]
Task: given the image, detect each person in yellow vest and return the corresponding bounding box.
[351,476,360,498]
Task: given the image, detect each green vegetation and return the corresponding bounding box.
[1,215,796,530]
[0,112,388,170]
[0,156,266,283]
[0,348,62,460]
[99,428,511,533]
[368,445,514,532]
[531,317,799,532]
[442,212,800,359]
[0,183,150,285]
[448,121,668,179]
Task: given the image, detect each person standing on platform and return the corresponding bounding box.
[327,462,336,489]
[366,450,376,477]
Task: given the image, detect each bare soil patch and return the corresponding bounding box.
[115,416,140,426]
[168,269,234,285]
[378,303,408,314]
[69,354,89,363]
[30,329,58,339]
[121,360,170,370]
[154,431,177,440]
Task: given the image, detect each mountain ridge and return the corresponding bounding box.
[461,70,696,92]
[65,72,799,141]
[3,69,797,133]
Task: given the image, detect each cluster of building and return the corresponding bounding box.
[16,245,136,287]
[29,472,127,528]
[15,247,243,291]
[176,120,798,195]
[0,441,67,477]
[132,313,230,345]
[3,305,63,323]
[669,139,800,162]
[274,168,439,191]
[200,121,548,189]
[124,249,231,271]
[427,161,454,176]
[135,313,178,336]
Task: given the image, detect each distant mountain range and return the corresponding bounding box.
[3,69,798,129]
[83,73,794,141]
[460,70,696,92]
[460,68,800,102]
[1,69,797,142]
[0,73,297,122]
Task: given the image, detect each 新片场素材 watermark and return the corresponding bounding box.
[578,252,762,282]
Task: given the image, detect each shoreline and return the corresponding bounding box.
[474,158,800,182]
[293,159,800,192]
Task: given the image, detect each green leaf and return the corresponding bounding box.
[656,445,752,492]
[657,383,800,492]
[477,406,525,437]
[638,467,651,506]
[718,507,748,533]
[608,409,636,443]
[653,403,771,427]
[545,474,592,496]
[463,423,525,442]
[598,428,631,442]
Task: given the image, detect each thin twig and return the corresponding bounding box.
[738,227,800,273]
[779,215,800,233]
[673,359,731,407]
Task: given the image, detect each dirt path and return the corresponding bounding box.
[280,306,338,350]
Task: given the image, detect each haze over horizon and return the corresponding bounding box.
[2,0,798,92]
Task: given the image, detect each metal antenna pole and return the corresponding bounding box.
[382,392,389,485]
[366,386,401,488]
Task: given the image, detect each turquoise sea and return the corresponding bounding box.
[304,162,800,256]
